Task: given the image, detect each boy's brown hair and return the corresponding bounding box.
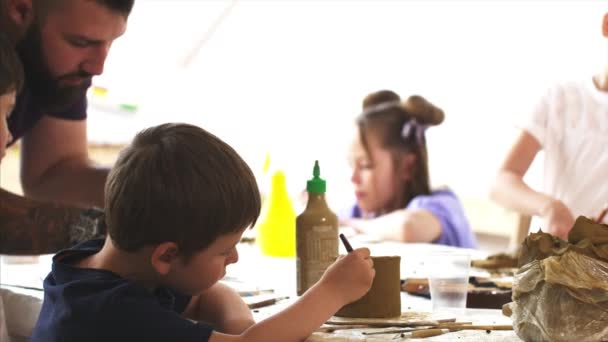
[0,33,24,94]
[105,123,261,260]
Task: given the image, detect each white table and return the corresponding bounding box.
[230,238,520,341]
[0,237,520,341]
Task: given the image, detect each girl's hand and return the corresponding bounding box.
[540,199,574,240]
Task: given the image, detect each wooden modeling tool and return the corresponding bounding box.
[401,328,450,338]
[362,324,512,335]
[238,289,275,297]
[595,205,608,223]
[246,296,290,309]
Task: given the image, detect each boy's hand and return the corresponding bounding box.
[319,247,375,304]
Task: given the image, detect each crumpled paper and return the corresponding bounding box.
[505,216,608,342]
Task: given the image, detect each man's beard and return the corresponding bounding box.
[17,24,92,112]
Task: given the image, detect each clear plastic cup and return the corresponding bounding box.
[428,251,471,315]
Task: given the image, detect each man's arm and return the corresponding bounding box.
[20,116,109,208]
[0,187,105,255]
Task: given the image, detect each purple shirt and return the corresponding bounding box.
[348,189,477,248]
[7,80,90,145]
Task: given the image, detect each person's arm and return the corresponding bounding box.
[183,282,254,334]
[0,187,105,254]
[208,248,375,342]
[20,116,109,208]
[489,130,573,238]
[342,209,441,243]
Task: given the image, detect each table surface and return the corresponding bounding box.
[0,235,521,341]
[226,237,521,341]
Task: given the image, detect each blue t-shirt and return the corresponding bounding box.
[30,239,214,342]
[348,189,477,248]
[7,80,90,145]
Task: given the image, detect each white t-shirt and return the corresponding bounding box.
[521,77,608,224]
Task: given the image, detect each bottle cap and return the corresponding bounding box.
[306,160,326,194]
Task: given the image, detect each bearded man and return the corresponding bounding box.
[0,0,134,254]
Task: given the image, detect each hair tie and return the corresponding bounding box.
[401,120,427,145]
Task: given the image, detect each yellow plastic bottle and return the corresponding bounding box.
[256,170,296,257]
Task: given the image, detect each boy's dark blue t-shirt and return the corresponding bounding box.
[30,239,214,342]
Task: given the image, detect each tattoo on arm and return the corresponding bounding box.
[0,188,106,255]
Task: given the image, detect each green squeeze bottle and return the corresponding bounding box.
[296,160,339,295]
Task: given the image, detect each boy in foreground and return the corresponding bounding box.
[31,123,375,342]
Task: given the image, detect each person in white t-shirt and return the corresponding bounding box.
[490,12,608,240]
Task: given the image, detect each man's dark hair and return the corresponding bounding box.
[95,0,135,16]
[0,33,24,94]
[105,123,261,261]
[34,0,135,18]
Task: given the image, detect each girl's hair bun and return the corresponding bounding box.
[403,95,444,126]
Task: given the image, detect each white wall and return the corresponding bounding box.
[89,0,607,212]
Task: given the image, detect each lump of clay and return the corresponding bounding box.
[506,216,608,342]
[471,252,518,269]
